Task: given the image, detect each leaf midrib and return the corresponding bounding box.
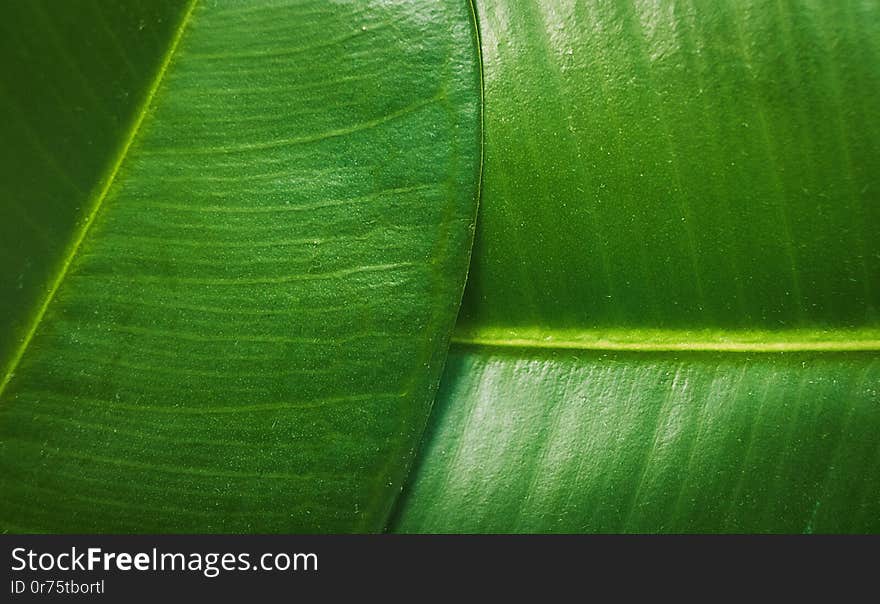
[452,327,880,353]
[0,0,200,398]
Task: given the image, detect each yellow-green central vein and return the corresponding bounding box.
[451,330,880,353]
[0,0,200,398]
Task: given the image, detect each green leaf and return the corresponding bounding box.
[460,0,880,330]
[0,0,481,532]
[394,348,880,533]
[392,0,880,532]
[0,0,192,374]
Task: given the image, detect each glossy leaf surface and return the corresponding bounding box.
[394,347,880,533]
[394,0,880,533]
[459,0,880,331]
[0,0,481,532]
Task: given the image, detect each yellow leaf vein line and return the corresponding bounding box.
[0,0,200,398]
[451,335,880,353]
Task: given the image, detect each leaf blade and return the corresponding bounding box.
[394,346,880,533]
[394,0,880,532]
[459,0,880,331]
[0,0,482,532]
[0,0,192,375]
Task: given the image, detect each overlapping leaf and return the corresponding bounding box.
[393,0,880,533]
[0,0,481,533]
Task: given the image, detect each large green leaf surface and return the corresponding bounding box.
[0,0,481,532]
[393,0,880,532]
[4,0,879,535]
